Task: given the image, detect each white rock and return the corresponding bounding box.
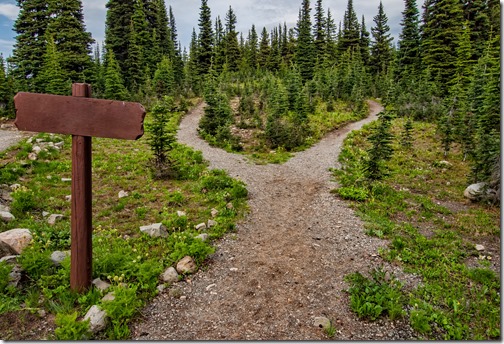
[176,256,197,274]
[65,195,72,201]
[9,184,21,191]
[55,142,64,148]
[0,211,15,223]
[206,283,216,291]
[42,211,50,217]
[118,190,129,199]
[8,264,22,287]
[475,244,485,251]
[101,292,115,302]
[161,267,179,284]
[230,267,238,272]
[140,223,168,238]
[226,202,234,209]
[0,255,18,264]
[195,233,209,242]
[61,178,72,182]
[195,223,207,231]
[464,182,488,201]
[28,153,37,161]
[0,204,10,212]
[0,228,32,254]
[35,138,44,143]
[32,146,42,154]
[207,219,217,228]
[157,285,166,293]
[84,305,108,333]
[92,278,111,291]
[50,251,70,266]
[314,316,331,329]
[47,214,64,225]
[211,208,219,218]
[176,210,186,217]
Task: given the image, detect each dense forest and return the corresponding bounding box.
[0,0,500,185]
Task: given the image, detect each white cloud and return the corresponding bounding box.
[0,4,19,20]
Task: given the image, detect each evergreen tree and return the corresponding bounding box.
[462,0,491,60]
[196,0,214,76]
[46,0,94,84]
[370,1,393,75]
[247,25,259,69]
[359,15,370,66]
[153,56,175,97]
[186,28,200,92]
[92,43,105,97]
[313,0,326,66]
[269,28,282,72]
[104,49,128,100]
[258,27,270,69]
[325,9,338,64]
[36,34,70,95]
[167,6,184,85]
[339,0,360,53]
[126,0,149,91]
[295,0,315,82]
[421,0,464,95]
[213,17,226,73]
[0,55,15,118]
[397,0,421,78]
[155,0,171,56]
[401,117,414,149]
[224,6,240,72]
[364,111,395,180]
[10,0,51,91]
[105,0,135,78]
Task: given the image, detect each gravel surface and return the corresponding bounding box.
[130,101,418,340]
[0,126,25,153]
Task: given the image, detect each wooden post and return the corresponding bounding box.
[71,83,93,292]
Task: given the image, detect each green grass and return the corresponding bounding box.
[0,105,248,339]
[333,118,500,340]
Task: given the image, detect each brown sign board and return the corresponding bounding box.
[14,92,146,140]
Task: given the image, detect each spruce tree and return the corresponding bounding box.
[295,0,315,82]
[325,9,338,64]
[168,6,184,85]
[247,25,259,69]
[258,27,270,70]
[46,0,94,84]
[359,15,370,66]
[186,28,200,93]
[105,0,135,78]
[10,0,50,91]
[364,111,395,180]
[397,0,421,78]
[370,1,393,75]
[104,49,128,100]
[126,0,149,91]
[0,55,14,118]
[313,0,326,66]
[36,34,70,95]
[155,0,171,57]
[421,0,464,95]
[153,56,175,97]
[268,28,281,72]
[224,6,240,72]
[213,17,226,73]
[196,0,214,76]
[339,0,360,53]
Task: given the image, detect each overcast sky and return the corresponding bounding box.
[0,0,417,60]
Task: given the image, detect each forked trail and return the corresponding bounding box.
[131,101,416,340]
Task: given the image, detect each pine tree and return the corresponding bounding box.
[36,34,70,95]
[104,49,128,100]
[370,1,393,75]
[213,17,226,73]
[92,43,105,97]
[397,0,421,78]
[196,0,214,76]
[186,28,200,92]
[126,0,149,91]
[462,0,491,60]
[9,0,51,91]
[359,15,370,66]
[224,6,240,72]
[268,28,281,72]
[325,9,338,64]
[339,0,360,53]
[364,110,395,180]
[0,55,14,118]
[247,25,259,69]
[155,0,171,56]
[46,0,94,84]
[295,0,315,82]
[168,6,184,85]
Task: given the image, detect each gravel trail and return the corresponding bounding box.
[130,101,417,340]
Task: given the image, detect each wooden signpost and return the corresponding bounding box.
[14,83,146,292]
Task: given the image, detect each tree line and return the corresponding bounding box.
[0,0,500,185]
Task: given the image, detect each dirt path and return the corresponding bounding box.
[131,101,417,340]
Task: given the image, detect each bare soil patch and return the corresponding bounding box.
[130,101,418,340]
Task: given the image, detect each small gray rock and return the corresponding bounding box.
[210,208,219,218]
[9,184,21,191]
[314,316,331,330]
[207,220,217,228]
[475,244,485,251]
[65,195,72,201]
[84,305,108,333]
[161,267,179,284]
[140,223,168,238]
[61,178,72,182]
[464,182,488,201]
[195,223,207,231]
[8,264,22,287]
[195,233,209,242]
[156,285,166,293]
[47,214,64,225]
[176,210,186,217]
[42,211,50,217]
[50,251,70,266]
[118,190,129,199]
[28,153,37,161]
[226,202,234,209]
[92,278,111,291]
[101,292,115,302]
[0,255,18,264]
[32,145,42,154]
[176,256,197,274]
[0,204,10,212]
[0,211,15,223]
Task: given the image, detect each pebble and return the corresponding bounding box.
[475,244,485,251]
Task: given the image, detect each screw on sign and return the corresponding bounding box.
[14,83,146,292]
